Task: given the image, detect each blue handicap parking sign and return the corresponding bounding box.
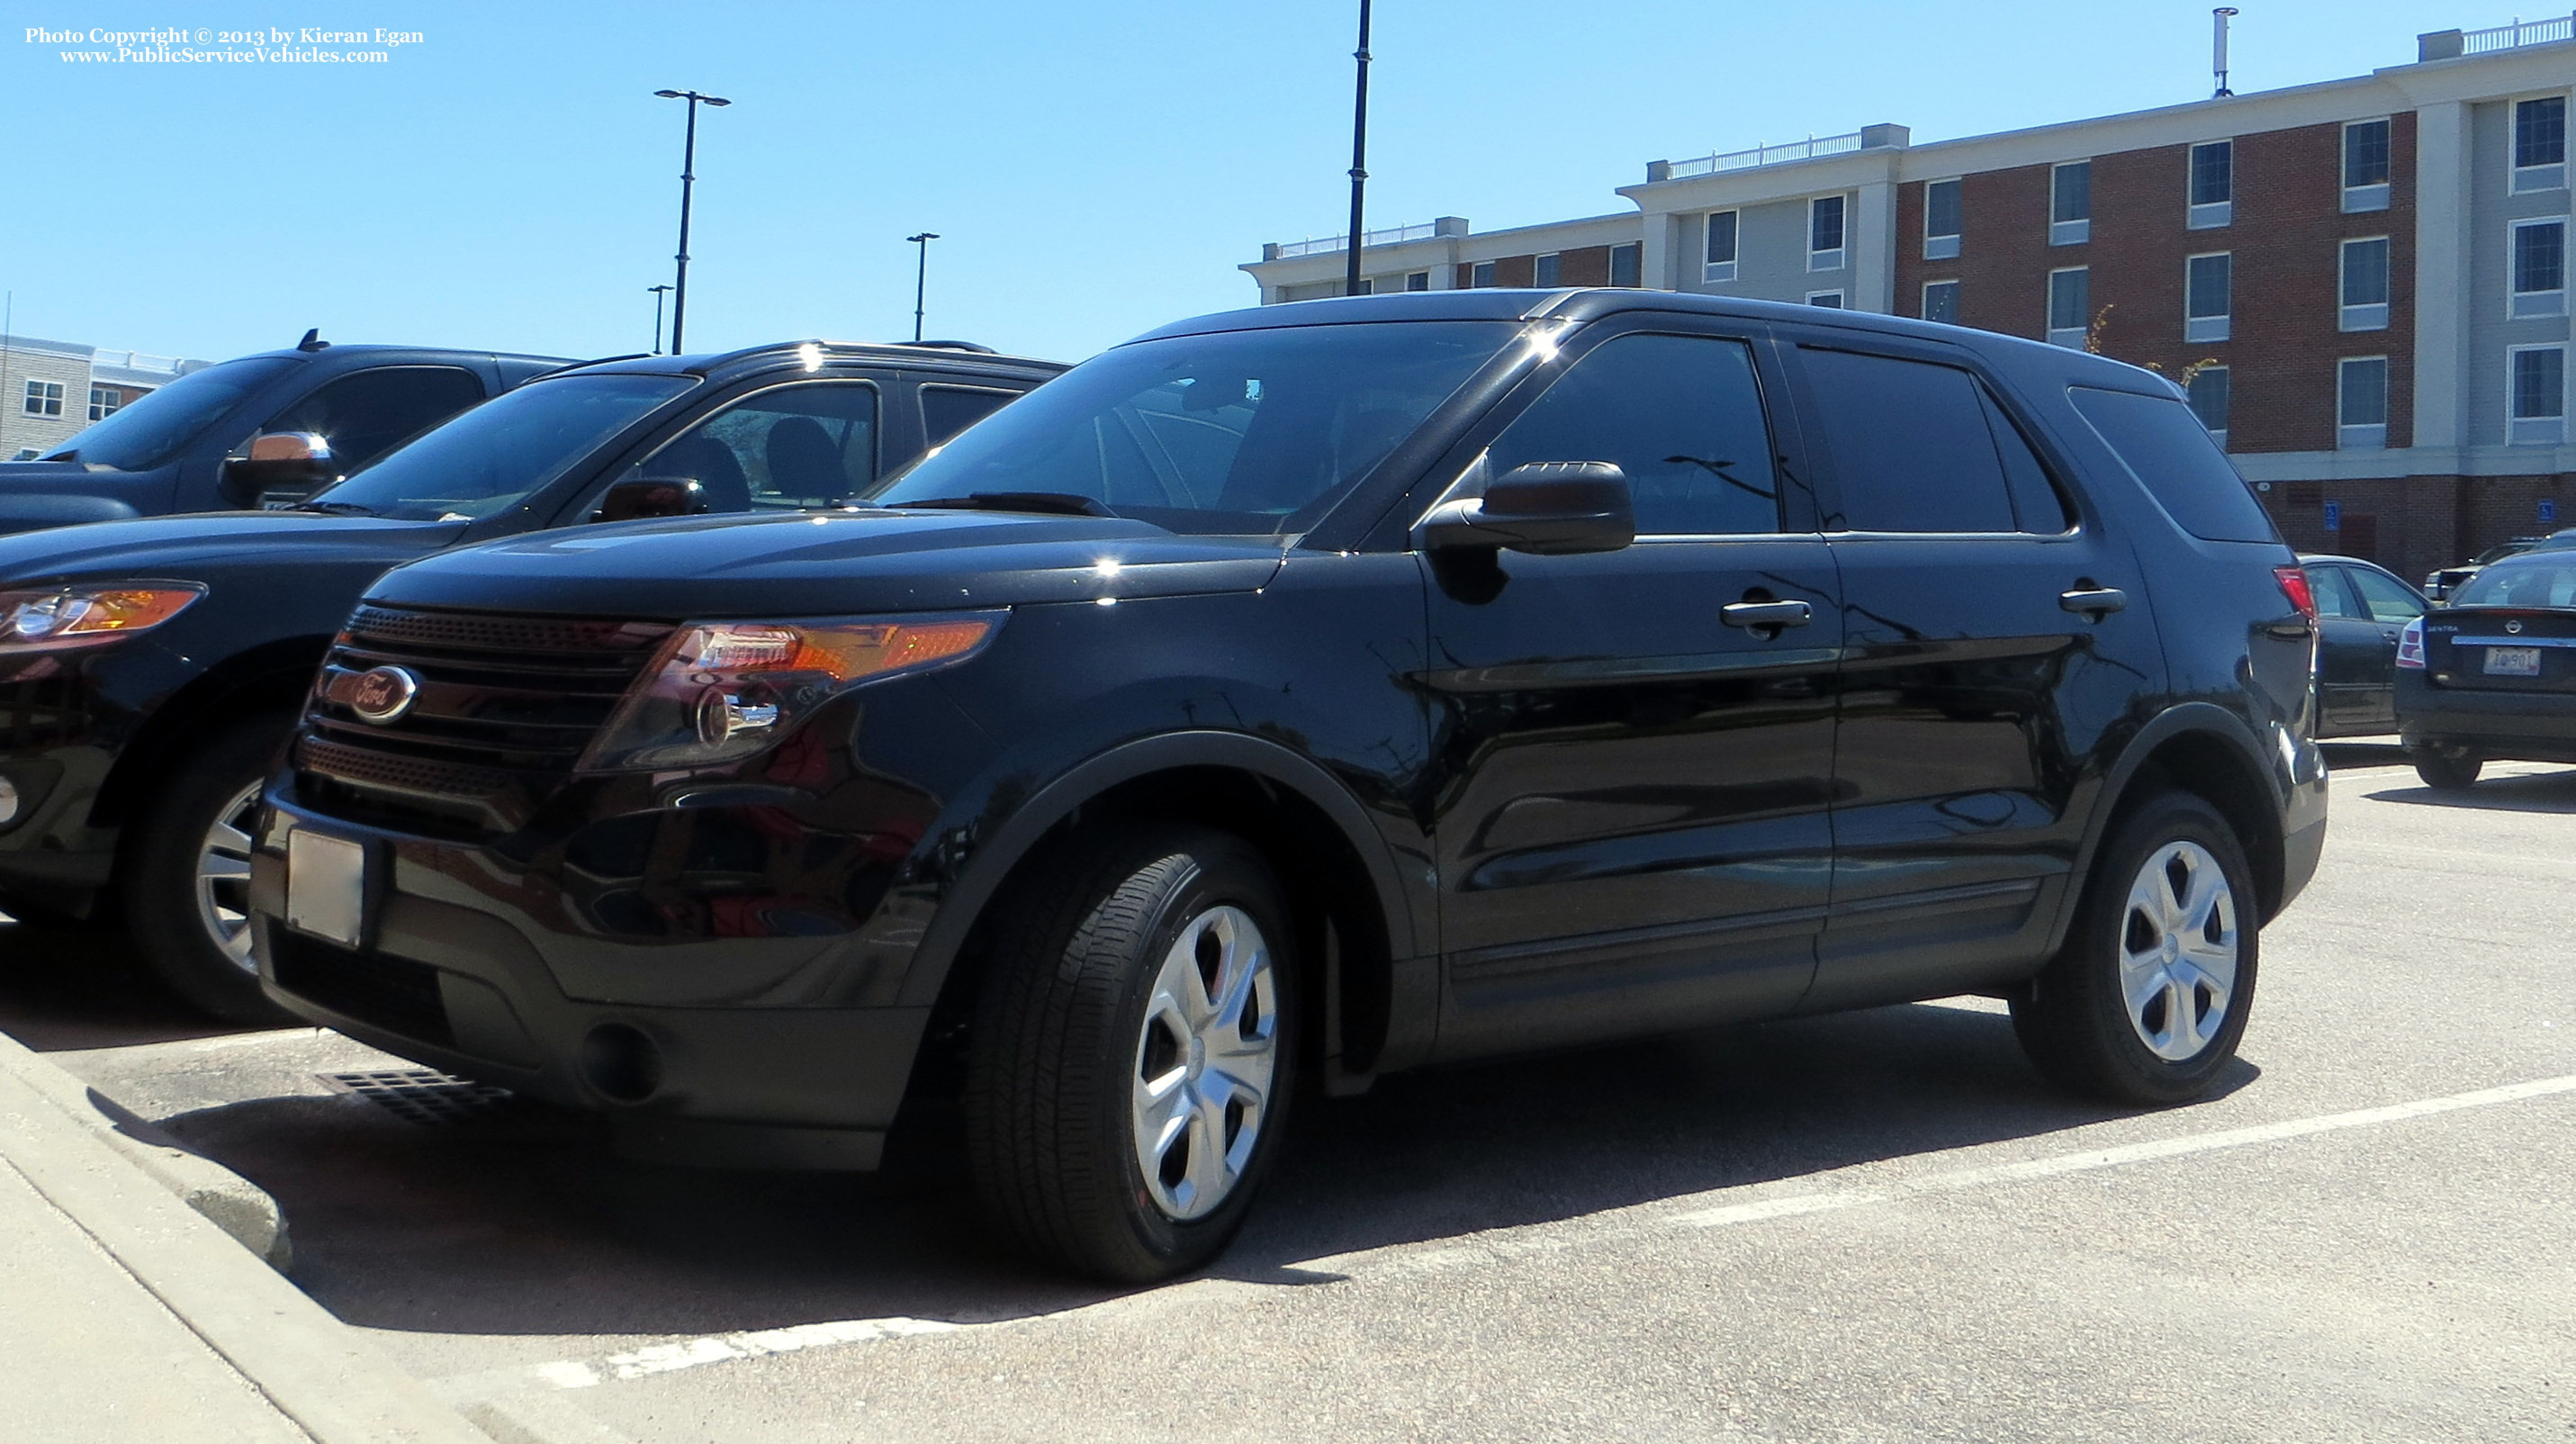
[2543,499,2559,525]
[2322,501,2341,532]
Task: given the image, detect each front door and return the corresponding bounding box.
[1422,323,1844,1060]
[1783,336,2165,1011]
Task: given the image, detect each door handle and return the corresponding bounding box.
[2059,586,2128,618]
[1720,600,1813,629]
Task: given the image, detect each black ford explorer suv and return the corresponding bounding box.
[250,290,2326,1282]
[0,334,568,535]
[0,340,1060,1023]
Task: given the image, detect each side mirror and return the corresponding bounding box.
[221,431,338,507]
[1415,461,1635,556]
[592,477,708,523]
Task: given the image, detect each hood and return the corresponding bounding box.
[368,509,1288,618]
[0,510,462,588]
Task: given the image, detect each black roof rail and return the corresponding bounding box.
[892,339,998,354]
[523,352,652,380]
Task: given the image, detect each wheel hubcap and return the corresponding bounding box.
[2119,840,2238,1061]
[194,781,263,975]
[1130,905,1279,1222]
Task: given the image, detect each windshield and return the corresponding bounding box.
[866,321,1518,536]
[2451,555,2576,609]
[307,372,695,521]
[40,356,300,471]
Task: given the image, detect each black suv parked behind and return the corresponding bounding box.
[0,334,568,536]
[250,290,2326,1282]
[0,340,1061,1021]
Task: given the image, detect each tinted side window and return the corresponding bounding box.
[2308,565,2366,619]
[2347,566,2425,622]
[619,382,877,511]
[1980,390,2075,533]
[1486,332,1780,535]
[922,385,1020,446]
[2067,386,2278,544]
[1800,347,2015,533]
[266,366,487,470]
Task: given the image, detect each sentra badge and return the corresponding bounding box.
[348,665,422,725]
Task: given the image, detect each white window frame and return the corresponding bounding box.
[2186,366,2231,447]
[1533,252,1563,288]
[2188,140,2234,229]
[2046,266,2090,348]
[2339,236,2391,331]
[2337,356,2390,449]
[2341,118,2392,212]
[1807,194,1846,273]
[1806,290,1846,309]
[2049,160,2092,247]
[21,379,64,418]
[1923,178,1962,260]
[1703,210,1739,283]
[2511,94,2568,195]
[1403,270,1430,293]
[86,385,121,421]
[1470,260,1498,289]
[2508,342,2568,445]
[1608,242,1642,288]
[1921,278,1960,325]
[2184,251,2233,343]
[2509,216,2568,320]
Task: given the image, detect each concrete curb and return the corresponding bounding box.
[0,1028,293,1268]
[0,1028,496,1444]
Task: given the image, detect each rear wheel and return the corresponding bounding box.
[2013,791,2256,1106]
[125,715,298,1025]
[965,825,1296,1283]
[2411,748,2483,790]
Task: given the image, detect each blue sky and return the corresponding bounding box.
[0,1,2499,366]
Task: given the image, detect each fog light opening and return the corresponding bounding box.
[580,1023,663,1105]
[0,776,19,828]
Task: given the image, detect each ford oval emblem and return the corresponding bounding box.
[2507,618,2525,635]
[348,665,421,725]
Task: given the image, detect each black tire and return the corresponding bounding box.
[965,825,1299,1283]
[2412,749,2483,790]
[2012,791,2258,1106]
[124,715,298,1025]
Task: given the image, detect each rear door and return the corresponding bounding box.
[2310,564,2391,734]
[2339,564,2425,730]
[1784,332,2164,1011]
[1422,320,1845,1059]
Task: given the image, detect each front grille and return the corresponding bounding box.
[270,930,453,1045]
[293,606,673,834]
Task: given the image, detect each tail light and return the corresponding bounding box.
[2394,616,2427,669]
[2274,565,2318,622]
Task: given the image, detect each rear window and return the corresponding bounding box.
[2451,555,2576,609]
[2068,386,2277,544]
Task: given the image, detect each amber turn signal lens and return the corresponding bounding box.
[0,585,205,650]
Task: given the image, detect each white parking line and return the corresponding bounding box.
[457,1073,2576,1393]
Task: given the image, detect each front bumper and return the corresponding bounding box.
[249,790,932,1169]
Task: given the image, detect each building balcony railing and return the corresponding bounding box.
[2420,13,2575,59]
[1263,216,1470,262]
[1643,124,1909,185]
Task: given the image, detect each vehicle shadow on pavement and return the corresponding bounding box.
[145,999,2249,1343]
[0,916,248,1052]
[2361,765,2576,813]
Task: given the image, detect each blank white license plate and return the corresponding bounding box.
[2483,645,2544,677]
[284,830,367,947]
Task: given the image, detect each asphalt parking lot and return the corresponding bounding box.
[5,743,2571,1444]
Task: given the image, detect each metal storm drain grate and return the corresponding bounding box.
[319,1069,524,1127]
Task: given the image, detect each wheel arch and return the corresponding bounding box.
[91,636,327,832]
[2064,705,2293,938]
[898,732,1421,1085]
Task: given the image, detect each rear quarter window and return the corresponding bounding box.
[2067,386,2278,544]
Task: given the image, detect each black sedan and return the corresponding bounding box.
[2396,549,2576,788]
[2301,554,2428,738]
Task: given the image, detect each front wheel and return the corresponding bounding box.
[125,715,299,1025]
[2013,791,2257,1106]
[2411,748,2483,790]
[966,825,1297,1283]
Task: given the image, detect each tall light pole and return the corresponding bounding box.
[1345,0,1373,298]
[653,88,730,354]
[907,232,940,342]
[645,284,672,354]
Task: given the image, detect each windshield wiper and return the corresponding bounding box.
[888,492,1119,519]
[297,500,378,516]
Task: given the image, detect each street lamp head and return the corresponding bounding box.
[908,232,941,243]
[653,89,683,98]
[703,95,732,106]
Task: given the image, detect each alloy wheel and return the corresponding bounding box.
[2117,840,2239,1060]
[194,781,263,974]
[1130,905,1280,1222]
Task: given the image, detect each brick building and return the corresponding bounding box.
[1240,16,2576,579]
[0,334,207,460]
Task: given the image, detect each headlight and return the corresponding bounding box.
[580,611,1003,771]
[0,585,205,652]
